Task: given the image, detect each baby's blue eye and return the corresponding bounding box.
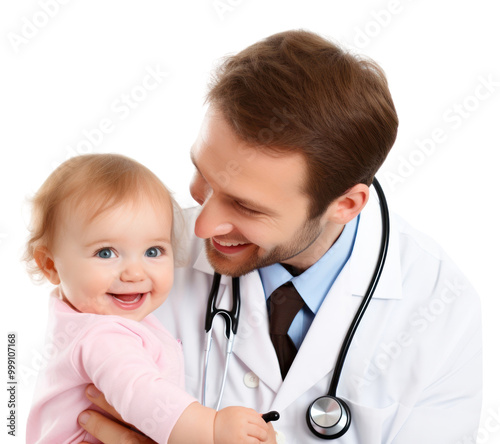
[145,247,161,257]
[97,248,115,259]
[145,247,162,258]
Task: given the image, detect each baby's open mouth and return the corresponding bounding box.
[108,293,144,304]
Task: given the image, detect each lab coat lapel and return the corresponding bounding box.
[232,271,283,393]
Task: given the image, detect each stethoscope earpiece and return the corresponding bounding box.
[306,396,351,439]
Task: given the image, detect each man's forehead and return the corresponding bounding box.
[190,109,239,155]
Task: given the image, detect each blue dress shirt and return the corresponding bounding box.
[258,216,359,349]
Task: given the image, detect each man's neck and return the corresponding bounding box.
[280,263,302,277]
[281,221,345,273]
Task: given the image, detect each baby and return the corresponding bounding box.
[25,154,272,444]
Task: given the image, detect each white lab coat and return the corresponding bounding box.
[156,192,482,444]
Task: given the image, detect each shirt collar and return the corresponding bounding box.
[259,215,359,314]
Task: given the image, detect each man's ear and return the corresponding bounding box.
[323,183,370,225]
[34,247,61,285]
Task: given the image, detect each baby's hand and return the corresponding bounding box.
[214,406,276,444]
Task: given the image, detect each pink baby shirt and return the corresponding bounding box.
[26,290,197,444]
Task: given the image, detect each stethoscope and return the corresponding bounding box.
[202,177,390,439]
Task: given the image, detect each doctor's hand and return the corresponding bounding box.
[214,406,277,444]
[78,384,156,444]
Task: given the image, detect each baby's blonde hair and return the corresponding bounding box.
[24,153,180,282]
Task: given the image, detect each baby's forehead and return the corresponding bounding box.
[60,192,173,227]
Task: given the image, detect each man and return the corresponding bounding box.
[79,30,482,443]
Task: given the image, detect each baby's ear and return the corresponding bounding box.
[34,247,60,285]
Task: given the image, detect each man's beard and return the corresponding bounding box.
[204,216,324,277]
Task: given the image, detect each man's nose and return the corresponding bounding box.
[194,198,234,239]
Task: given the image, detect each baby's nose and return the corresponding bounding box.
[120,259,146,282]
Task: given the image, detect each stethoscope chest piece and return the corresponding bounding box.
[306,396,351,439]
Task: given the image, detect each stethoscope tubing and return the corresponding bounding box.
[202,274,240,409]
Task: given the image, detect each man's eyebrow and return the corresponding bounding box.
[190,151,207,179]
[190,151,209,184]
[226,194,277,215]
[190,149,277,216]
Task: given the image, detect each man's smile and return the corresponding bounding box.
[211,238,251,254]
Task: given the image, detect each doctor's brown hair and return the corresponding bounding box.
[24,154,180,282]
[206,29,398,218]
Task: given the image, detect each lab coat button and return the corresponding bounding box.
[275,430,286,443]
[243,371,259,388]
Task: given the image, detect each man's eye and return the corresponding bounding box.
[96,248,115,259]
[145,247,163,258]
[235,201,260,216]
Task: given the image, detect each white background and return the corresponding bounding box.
[1,1,499,442]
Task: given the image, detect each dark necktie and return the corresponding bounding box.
[269,282,305,379]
